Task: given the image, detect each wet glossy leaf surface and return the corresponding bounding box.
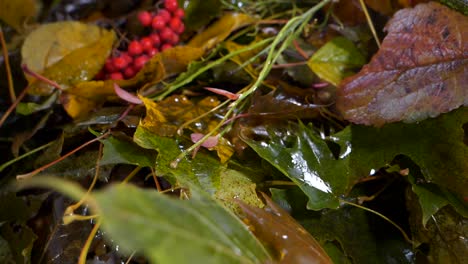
[239,193,333,264]
[242,122,353,210]
[337,2,468,126]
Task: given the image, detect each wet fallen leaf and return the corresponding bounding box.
[188,13,257,51]
[337,2,468,126]
[23,22,115,95]
[242,122,351,210]
[183,0,222,31]
[308,37,366,86]
[139,95,221,137]
[248,83,321,120]
[0,0,38,32]
[238,192,332,264]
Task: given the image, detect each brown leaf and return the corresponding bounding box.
[337,2,468,126]
[238,193,333,264]
[139,95,221,137]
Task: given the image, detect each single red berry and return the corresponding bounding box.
[160,27,175,42]
[147,47,159,57]
[161,43,172,51]
[113,57,128,70]
[151,16,166,30]
[140,37,154,52]
[120,52,133,65]
[123,67,136,79]
[133,55,149,71]
[175,23,185,34]
[105,58,118,73]
[174,8,184,18]
[169,17,181,32]
[164,0,178,12]
[128,40,143,56]
[158,9,171,23]
[110,72,124,80]
[137,11,152,27]
[149,33,161,47]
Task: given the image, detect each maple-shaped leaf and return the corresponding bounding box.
[336,2,467,126]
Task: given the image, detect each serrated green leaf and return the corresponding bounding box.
[307,37,366,86]
[94,184,271,264]
[243,122,354,210]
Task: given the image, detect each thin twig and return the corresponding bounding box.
[16,132,111,180]
[0,26,15,101]
[0,85,30,128]
[358,0,381,48]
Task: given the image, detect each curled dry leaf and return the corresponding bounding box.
[337,2,468,126]
[238,192,333,264]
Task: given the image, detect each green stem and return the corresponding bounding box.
[340,199,414,245]
[171,0,331,166]
[0,141,55,173]
[153,37,275,101]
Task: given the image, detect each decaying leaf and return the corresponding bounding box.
[238,192,333,264]
[337,2,468,126]
[139,95,221,137]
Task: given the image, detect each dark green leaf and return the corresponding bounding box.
[100,134,157,167]
[332,107,468,199]
[242,122,354,210]
[182,0,222,31]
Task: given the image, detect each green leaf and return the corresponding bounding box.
[242,122,355,210]
[134,126,222,191]
[16,92,58,115]
[332,107,468,199]
[94,184,271,264]
[100,134,157,167]
[182,0,222,31]
[214,169,264,213]
[307,37,366,86]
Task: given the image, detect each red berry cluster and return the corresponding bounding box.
[96,0,185,80]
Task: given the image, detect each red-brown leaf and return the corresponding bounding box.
[337,2,468,126]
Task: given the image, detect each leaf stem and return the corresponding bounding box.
[340,199,414,245]
[153,37,275,101]
[358,0,381,48]
[16,131,110,180]
[0,26,15,101]
[0,140,54,173]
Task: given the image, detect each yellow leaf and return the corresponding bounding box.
[25,23,115,95]
[0,0,39,32]
[188,13,257,51]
